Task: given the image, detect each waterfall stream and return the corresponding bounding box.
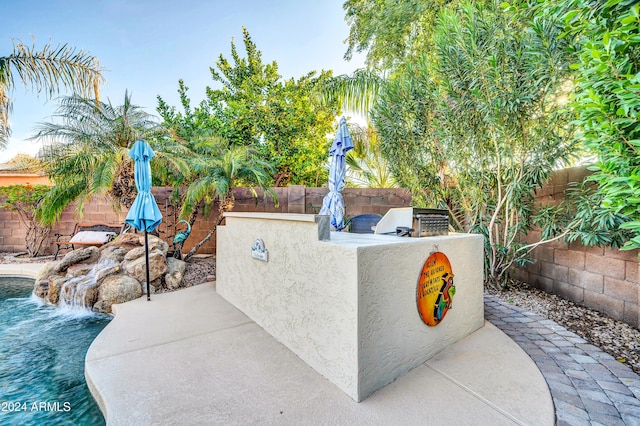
[58,258,118,310]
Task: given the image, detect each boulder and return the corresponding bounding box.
[82,284,101,308]
[34,260,62,297]
[124,246,145,261]
[108,233,142,248]
[95,263,121,283]
[93,274,143,314]
[58,275,101,308]
[122,250,168,283]
[33,280,49,299]
[142,278,161,295]
[37,260,61,282]
[57,246,99,273]
[147,235,169,256]
[66,263,93,277]
[48,275,70,304]
[165,257,187,290]
[100,245,128,263]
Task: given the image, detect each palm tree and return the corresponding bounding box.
[32,92,191,225]
[0,39,103,146]
[345,122,397,188]
[179,138,276,261]
[320,68,385,118]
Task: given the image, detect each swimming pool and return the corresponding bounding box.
[0,276,110,425]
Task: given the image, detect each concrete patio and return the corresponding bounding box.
[85,281,554,425]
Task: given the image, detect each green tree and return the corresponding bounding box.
[0,39,103,146]
[562,0,640,251]
[372,2,577,288]
[345,122,397,188]
[158,27,339,187]
[0,184,51,257]
[258,73,338,186]
[32,92,190,225]
[179,139,276,260]
[343,0,468,71]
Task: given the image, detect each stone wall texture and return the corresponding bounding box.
[0,186,412,256]
[511,166,640,328]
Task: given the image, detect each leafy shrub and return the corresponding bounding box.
[0,184,51,256]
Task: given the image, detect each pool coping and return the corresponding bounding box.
[0,263,44,279]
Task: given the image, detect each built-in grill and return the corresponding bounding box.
[412,208,449,237]
[374,207,449,237]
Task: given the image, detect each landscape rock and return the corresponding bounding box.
[37,260,61,281]
[33,280,49,299]
[47,275,69,304]
[66,263,93,277]
[57,246,99,273]
[165,257,187,290]
[122,250,168,283]
[35,260,62,296]
[93,274,142,314]
[95,263,121,283]
[33,234,174,313]
[147,236,169,256]
[142,278,162,295]
[108,233,142,248]
[57,275,100,308]
[82,284,101,308]
[124,246,145,261]
[100,246,128,263]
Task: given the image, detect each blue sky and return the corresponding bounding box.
[1,0,365,162]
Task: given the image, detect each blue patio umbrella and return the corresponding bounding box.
[320,117,354,231]
[125,140,163,301]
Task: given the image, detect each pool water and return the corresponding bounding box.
[0,277,110,425]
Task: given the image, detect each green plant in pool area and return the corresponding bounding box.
[179,138,277,261]
[32,92,190,226]
[158,27,339,187]
[345,122,397,188]
[0,184,51,257]
[372,2,577,289]
[561,0,640,251]
[321,1,579,289]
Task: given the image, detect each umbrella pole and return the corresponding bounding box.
[145,230,151,301]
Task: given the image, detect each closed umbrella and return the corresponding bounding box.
[125,140,163,301]
[320,117,354,231]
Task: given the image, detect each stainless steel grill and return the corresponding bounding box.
[412,208,449,237]
[373,207,449,237]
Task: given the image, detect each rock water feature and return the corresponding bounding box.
[34,233,187,313]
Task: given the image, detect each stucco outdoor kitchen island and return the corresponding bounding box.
[217,212,484,402]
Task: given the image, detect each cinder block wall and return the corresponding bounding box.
[512,166,640,328]
[0,186,412,256]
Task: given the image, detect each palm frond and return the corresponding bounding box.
[179,142,277,218]
[6,40,103,98]
[0,40,104,146]
[36,180,87,226]
[320,68,386,117]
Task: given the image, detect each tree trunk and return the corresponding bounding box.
[183,195,234,261]
[183,214,224,261]
[25,224,51,257]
